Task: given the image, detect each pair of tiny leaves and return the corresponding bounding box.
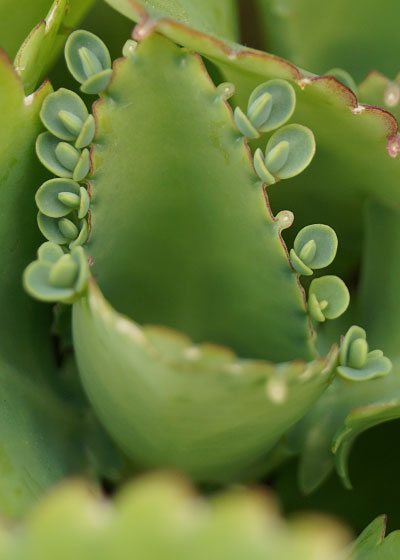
[65,29,113,94]
[234,79,296,139]
[289,224,349,322]
[36,178,90,220]
[337,325,392,382]
[37,211,89,249]
[290,224,338,276]
[233,79,315,185]
[23,242,89,304]
[36,132,91,182]
[253,124,316,186]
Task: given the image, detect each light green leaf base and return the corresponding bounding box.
[72,280,337,483]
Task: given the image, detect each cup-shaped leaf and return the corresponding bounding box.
[36,133,90,181]
[265,124,316,180]
[38,213,88,248]
[36,178,81,218]
[40,88,89,142]
[72,281,338,483]
[23,244,88,304]
[36,132,73,178]
[337,325,392,381]
[248,79,296,132]
[290,224,338,275]
[65,30,112,94]
[308,275,350,322]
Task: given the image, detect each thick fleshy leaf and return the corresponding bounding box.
[72,280,337,483]
[0,0,95,61]
[86,32,314,363]
[0,51,53,380]
[0,50,95,518]
[0,473,351,560]
[253,0,400,82]
[350,515,400,560]
[0,362,86,519]
[103,0,400,282]
[104,0,239,41]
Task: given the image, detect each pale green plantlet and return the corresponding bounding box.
[40,88,96,148]
[337,325,392,381]
[290,224,338,276]
[36,178,81,218]
[122,39,138,58]
[36,132,90,181]
[253,124,316,185]
[65,29,112,94]
[23,242,89,304]
[37,212,88,249]
[234,79,296,138]
[308,275,350,322]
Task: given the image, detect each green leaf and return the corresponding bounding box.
[0,0,95,61]
[290,224,337,275]
[86,32,314,363]
[40,88,95,147]
[350,515,400,560]
[0,473,351,559]
[308,276,350,322]
[0,53,95,518]
[333,400,400,490]
[104,0,239,41]
[0,50,53,380]
[72,280,337,483]
[0,362,86,519]
[253,0,400,83]
[102,1,400,281]
[358,71,400,122]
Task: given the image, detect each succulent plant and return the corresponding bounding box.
[2,0,400,556]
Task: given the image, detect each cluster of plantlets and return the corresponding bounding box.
[2,0,400,557]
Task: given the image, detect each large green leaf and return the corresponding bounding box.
[0,0,95,92]
[104,0,239,41]
[0,51,54,379]
[102,1,400,282]
[0,51,97,518]
[86,32,314,363]
[0,362,85,519]
[73,280,337,483]
[253,0,400,83]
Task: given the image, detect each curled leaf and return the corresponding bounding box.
[234,79,296,138]
[23,242,89,303]
[290,224,338,276]
[40,88,95,148]
[308,275,350,322]
[254,124,315,185]
[65,30,112,94]
[36,132,90,180]
[337,325,392,381]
